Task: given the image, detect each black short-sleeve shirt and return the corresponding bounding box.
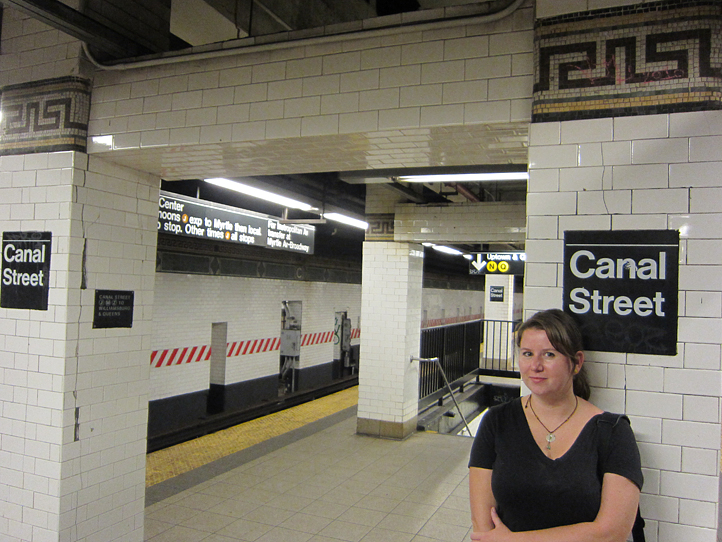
[468,398,643,532]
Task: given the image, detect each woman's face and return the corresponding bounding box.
[519,328,579,399]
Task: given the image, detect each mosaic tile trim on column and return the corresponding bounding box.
[533,0,722,122]
[0,76,91,154]
[365,213,395,242]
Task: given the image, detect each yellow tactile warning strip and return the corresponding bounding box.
[145,386,359,487]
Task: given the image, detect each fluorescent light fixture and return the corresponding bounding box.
[463,254,473,260]
[421,242,435,247]
[205,177,315,212]
[432,245,463,256]
[91,135,114,149]
[398,172,529,183]
[323,212,368,230]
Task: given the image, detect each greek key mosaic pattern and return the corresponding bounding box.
[0,77,91,155]
[533,1,722,122]
[365,214,395,241]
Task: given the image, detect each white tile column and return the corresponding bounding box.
[483,274,516,371]
[484,274,515,321]
[357,241,424,439]
[526,111,722,542]
[0,152,158,542]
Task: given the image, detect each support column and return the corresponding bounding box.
[483,274,516,372]
[0,152,159,542]
[357,241,424,439]
[484,274,514,322]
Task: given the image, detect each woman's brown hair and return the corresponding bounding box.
[515,309,591,400]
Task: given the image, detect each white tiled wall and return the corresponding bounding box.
[358,242,424,425]
[526,111,722,542]
[150,273,361,400]
[0,7,91,87]
[422,288,484,326]
[86,4,534,176]
[151,274,485,400]
[394,201,526,244]
[0,152,158,542]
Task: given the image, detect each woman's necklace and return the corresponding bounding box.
[526,395,579,451]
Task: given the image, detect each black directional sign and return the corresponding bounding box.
[470,252,525,275]
[158,191,315,255]
[93,290,134,329]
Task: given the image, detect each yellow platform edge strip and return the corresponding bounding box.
[145,386,359,487]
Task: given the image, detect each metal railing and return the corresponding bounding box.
[419,320,481,400]
[412,357,472,435]
[479,319,520,376]
[418,319,519,401]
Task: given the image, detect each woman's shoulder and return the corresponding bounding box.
[492,395,523,412]
[484,396,524,422]
[594,411,637,437]
[475,396,523,440]
[589,409,639,451]
[579,398,604,423]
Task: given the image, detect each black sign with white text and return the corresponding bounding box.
[490,286,505,302]
[1,231,52,310]
[158,191,315,255]
[470,252,525,275]
[93,290,134,328]
[563,230,679,355]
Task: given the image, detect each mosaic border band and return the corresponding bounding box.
[0,76,91,155]
[533,1,722,122]
[365,213,395,241]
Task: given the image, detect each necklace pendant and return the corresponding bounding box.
[546,433,555,444]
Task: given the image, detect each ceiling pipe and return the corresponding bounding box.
[383,181,433,204]
[80,0,526,70]
[4,0,153,58]
[446,182,480,202]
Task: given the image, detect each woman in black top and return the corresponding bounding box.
[468,309,643,541]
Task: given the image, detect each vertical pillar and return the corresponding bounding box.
[0,152,158,542]
[357,241,424,439]
[207,322,229,413]
[484,274,514,321]
[483,274,516,372]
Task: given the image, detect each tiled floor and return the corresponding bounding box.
[144,404,475,542]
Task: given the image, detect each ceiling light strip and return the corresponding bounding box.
[205,177,315,212]
[398,172,529,183]
[323,213,368,230]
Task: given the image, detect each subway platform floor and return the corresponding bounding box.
[144,387,476,542]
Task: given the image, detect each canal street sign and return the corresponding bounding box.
[1,231,52,311]
[563,229,679,355]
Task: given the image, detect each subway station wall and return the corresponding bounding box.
[422,288,485,327]
[150,272,361,401]
[150,276,488,401]
[147,268,486,441]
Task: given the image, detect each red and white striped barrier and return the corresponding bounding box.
[301,331,334,346]
[227,337,280,357]
[151,329,360,367]
[150,345,212,368]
